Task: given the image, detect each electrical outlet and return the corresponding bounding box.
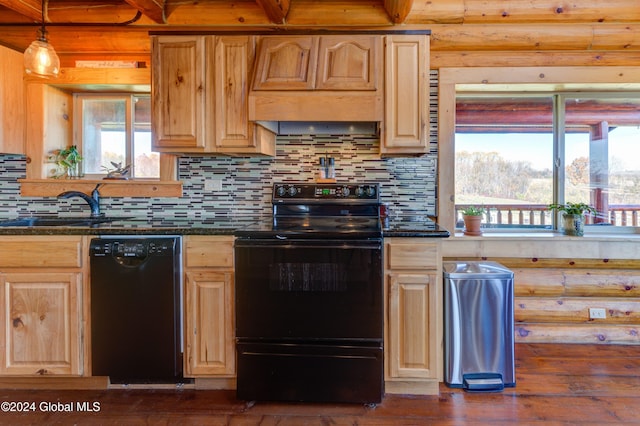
[589,308,606,319]
[204,179,223,191]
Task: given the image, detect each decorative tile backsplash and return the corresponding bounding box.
[0,139,436,220]
[0,72,439,220]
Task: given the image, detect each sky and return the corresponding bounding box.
[456,126,640,172]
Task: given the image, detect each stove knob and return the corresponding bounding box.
[276,186,286,197]
[287,186,298,196]
[366,186,376,197]
[356,186,365,197]
[341,187,350,197]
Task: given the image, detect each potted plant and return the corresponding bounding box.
[548,202,596,236]
[53,145,83,178]
[461,206,486,236]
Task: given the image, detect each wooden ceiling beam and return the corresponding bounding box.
[0,0,43,22]
[383,0,412,24]
[255,0,290,24]
[124,0,165,24]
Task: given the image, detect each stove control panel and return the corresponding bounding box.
[273,183,379,202]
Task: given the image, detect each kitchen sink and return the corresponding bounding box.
[0,216,123,227]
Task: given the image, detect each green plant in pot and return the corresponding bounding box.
[461,205,486,236]
[548,202,596,236]
[53,145,83,179]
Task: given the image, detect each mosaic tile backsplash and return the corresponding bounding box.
[0,138,436,220]
[0,74,438,220]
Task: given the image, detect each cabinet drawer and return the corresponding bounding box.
[386,240,439,270]
[184,236,234,268]
[0,236,82,268]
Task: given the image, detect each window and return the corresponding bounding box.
[562,97,640,227]
[454,93,640,231]
[455,96,555,229]
[75,94,159,179]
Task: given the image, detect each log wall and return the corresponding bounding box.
[442,238,640,345]
[1,0,639,68]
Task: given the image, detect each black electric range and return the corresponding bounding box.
[234,182,384,404]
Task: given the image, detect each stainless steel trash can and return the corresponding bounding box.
[443,261,515,391]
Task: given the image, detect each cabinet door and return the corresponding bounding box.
[152,36,206,151]
[382,35,430,154]
[184,271,235,376]
[316,35,380,91]
[212,36,253,151]
[211,35,274,155]
[387,273,438,379]
[0,272,82,375]
[252,36,319,90]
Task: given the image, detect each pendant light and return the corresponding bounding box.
[24,0,60,78]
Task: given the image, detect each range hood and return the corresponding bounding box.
[248,90,384,123]
[270,121,379,136]
[248,35,384,124]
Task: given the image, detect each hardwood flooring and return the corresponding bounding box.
[0,343,638,425]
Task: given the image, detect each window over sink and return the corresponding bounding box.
[75,94,159,179]
[19,67,182,198]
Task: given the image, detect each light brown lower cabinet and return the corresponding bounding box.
[384,238,442,395]
[0,236,85,376]
[183,236,235,381]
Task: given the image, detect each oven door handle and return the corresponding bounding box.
[235,241,382,250]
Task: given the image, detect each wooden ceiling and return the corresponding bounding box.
[1,1,638,68]
[0,0,417,65]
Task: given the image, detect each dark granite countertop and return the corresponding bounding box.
[382,216,450,238]
[0,216,263,236]
[0,215,450,238]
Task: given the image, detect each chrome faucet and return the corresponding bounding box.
[58,184,102,218]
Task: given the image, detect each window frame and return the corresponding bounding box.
[438,66,640,235]
[73,92,155,179]
[454,92,556,232]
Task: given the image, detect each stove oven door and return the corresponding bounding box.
[235,238,383,341]
[234,237,384,403]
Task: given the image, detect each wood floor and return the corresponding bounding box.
[0,343,638,425]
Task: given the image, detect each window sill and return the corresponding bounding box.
[451,231,640,240]
[18,179,183,198]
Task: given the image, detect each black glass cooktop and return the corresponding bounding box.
[235,215,382,239]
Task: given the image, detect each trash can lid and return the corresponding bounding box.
[443,261,513,279]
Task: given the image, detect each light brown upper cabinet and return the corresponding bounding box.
[152,35,275,155]
[316,36,380,91]
[252,35,380,91]
[248,35,384,123]
[252,36,319,91]
[381,35,430,155]
[152,33,430,156]
[152,36,206,152]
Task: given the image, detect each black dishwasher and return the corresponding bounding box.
[90,237,182,384]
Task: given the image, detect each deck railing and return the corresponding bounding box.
[456,204,640,228]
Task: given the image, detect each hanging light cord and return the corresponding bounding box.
[37,0,46,41]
